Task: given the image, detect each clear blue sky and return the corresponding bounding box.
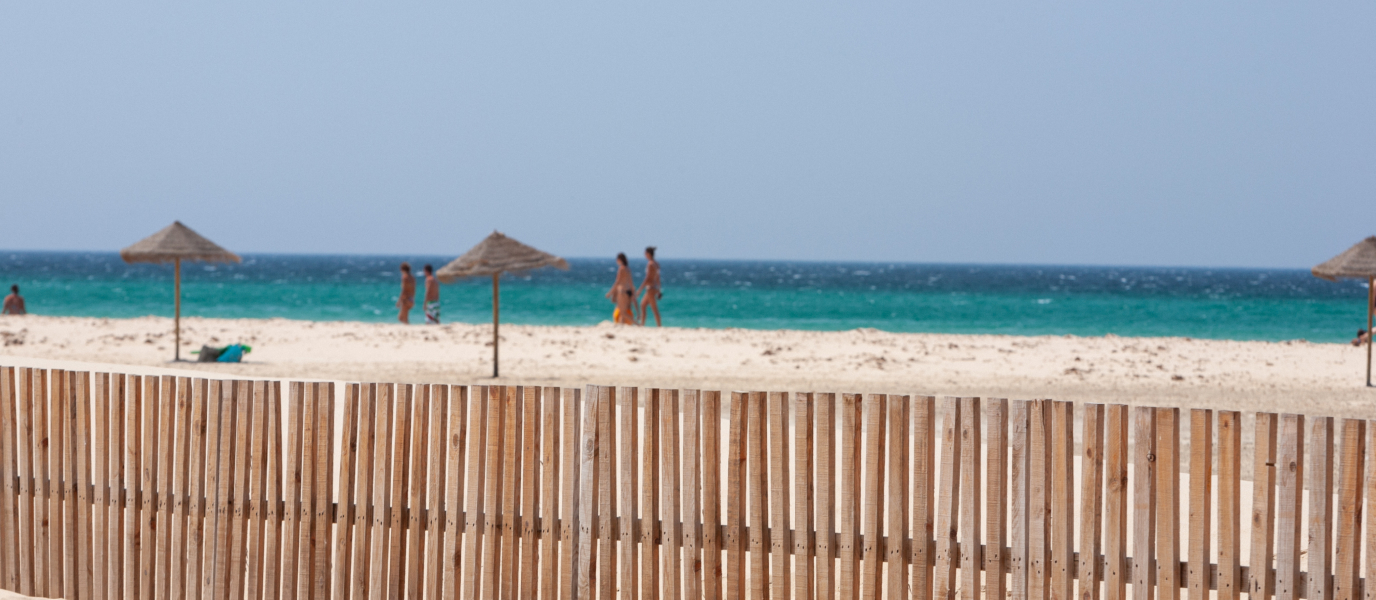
[1,3,1372,268]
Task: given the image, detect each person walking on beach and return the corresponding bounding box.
[397,262,416,323]
[2,285,25,315]
[423,264,441,324]
[606,252,636,323]
[637,246,662,326]
[615,288,638,325]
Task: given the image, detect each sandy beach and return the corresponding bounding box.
[1,315,1372,419]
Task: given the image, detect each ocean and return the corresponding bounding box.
[0,251,1369,343]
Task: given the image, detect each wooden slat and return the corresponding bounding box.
[243,381,272,600]
[405,385,431,600]
[573,386,597,600]
[1216,412,1242,600]
[769,391,791,600]
[261,382,284,600]
[933,397,961,600]
[1027,401,1048,600]
[726,391,749,600]
[73,372,93,600]
[539,386,561,600]
[226,381,255,600]
[124,374,144,600]
[596,386,617,600]
[1051,401,1074,600]
[351,384,379,600]
[793,392,815,600]
[1009,400,1030,600]
[518,387,541,599]
[701,390,723,600]
[816,392,838,600]
[293,383,318,600]
[461,386,491,600]
[986,399,1009,600]
[15,368,35,596]
[426,385,451,600]
[50,370,67,600]
[1155,408,1180,600]
[1275,414,1305,600]
[32,369,48,599]
[384,384,412,600]
[860,394,886,600]
[1078,404,1105,600]
[640,388,659,600]
[332,384,362,600]
[179,379,204,600]
[1187,410,1213,600]
[91,373,112,600]
[682,390,703,600]
[838,393,862,600]
[499,386,522,600]
[167,379,193,600]
[152,376,176,600]
[480,385,508,600]
[1333,419,1364,600]
[319,384,337,600]
[139,376,160,600]
[959,398,982,600]
[285,381,311,600]
[1307,417,1335,600]
[621,386,643,600]
[559,387,580,600]
[205,380,238,600]
[910,396,938,600]
[662,389,683,600]
[747,391,769,600]
[441,385,468,600]
[0,366,17,593]
[111,375,129,600]
[1103,406,1128,600]
[1130,407,1155,600]
[1365,419,1376,600]
[1250,413,1278,600]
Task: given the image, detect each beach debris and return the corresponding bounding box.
[1,329,26,346]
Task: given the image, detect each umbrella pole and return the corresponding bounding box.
[493,273,500,378]
[175,258,182,362]
[1368,275,1373,387]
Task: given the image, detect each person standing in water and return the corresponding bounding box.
[606,252,636,324]
[423,264,441,324]
[637,246,662,326]
[397,262,416,323]
[2,285,25,315]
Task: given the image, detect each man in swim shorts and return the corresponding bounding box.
[637,246,662,326]
[397,262,416,323]
[423,264,441,324]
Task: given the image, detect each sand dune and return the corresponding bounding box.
[1,314,1374,418]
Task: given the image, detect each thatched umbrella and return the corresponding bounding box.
[1313,236,1376,386]
[121,221,241,361]
[437,231,569,377]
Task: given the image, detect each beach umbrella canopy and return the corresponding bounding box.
[1312,236,1376,387]
[121,221,240,361]
[437,231,569,377]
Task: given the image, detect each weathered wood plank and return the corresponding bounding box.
[1077,404,1104,600]
[243,381,272,600]
[518,387,541,600]
[166,378,193,600]
[539,386,560,600]
[1155,408,1180,600]
[1187,409,1212,600]
[701,390,723,600]
[111,375,129,600]
[768,391,791,600]
[1250,413,1278,600]
[726,392,749,600]
[226,381,255,600]
[441,385,468,600]
[747,391,769,600]
[1333,419,1364,600]
[205,380,238,600]
[1103,405,1128,600]
[124,375,144,600]
[16,369,36,596]
[292,382,317,600]
[461,386,491,600]
[888,394,912,600]
[620,386,643,600]
[662,389,683,600]
[573,386,597,600]
[498,386,522,600]
[933,397,961,600]
[860,394,886,600]
[816,393,837,600]
[32,369,49,599]
[384,384,412,600]
[353,383,380,600]
[1050,401,1073,600]
[1274,414,1304,600]
[91,373,112,600]
[426,385,451,600]
[138,375,160,600]
[152,375,176,600]
[1130,407,1155,600]
[1365,418,1376,600]
[405,385,431,600]
[73,372,93,600]
[0,366,18,593]
[282,381,309,600]
[986,399,1009,600]
[558,387,579,600]
[332,384,362,600]
[960,398,982,600]
[1216,411,1242,600]
[1008,400,1030,600]
[682,390,704,600]
[1028,401,1048,600]
[1307,417,1335,600]
[837,393,862,600]
[638,388,658,600]
[596,386,617,600]
[49,370,66,600]
[261,382,284,600]
[793,392,815,600]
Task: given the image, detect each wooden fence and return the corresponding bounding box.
[0,364,1371,600]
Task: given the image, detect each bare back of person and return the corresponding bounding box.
[398,263,416,323]
[606,253,637,323]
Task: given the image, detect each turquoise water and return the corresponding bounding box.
[0,252,1369,343]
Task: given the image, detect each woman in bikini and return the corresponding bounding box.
[606,252,637,323]
[637,246,662,326]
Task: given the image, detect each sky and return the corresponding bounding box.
[1,3,1373,269]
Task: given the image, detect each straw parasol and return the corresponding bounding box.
[437,231,569,377]
[1312,236,1376,387]
[121,221,241,361]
